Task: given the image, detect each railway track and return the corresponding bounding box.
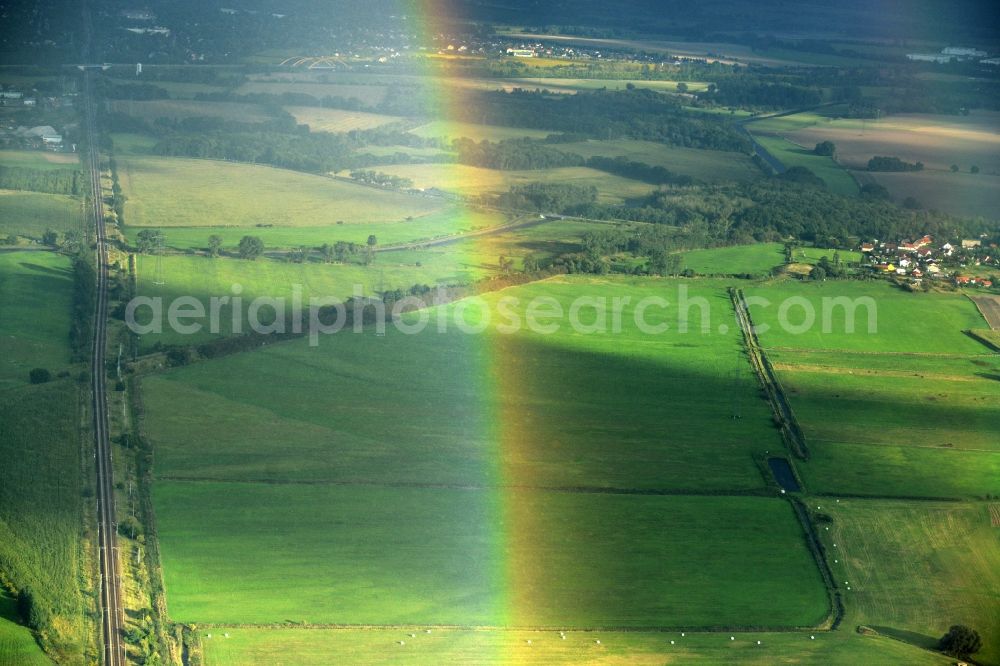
[83,69,127,666]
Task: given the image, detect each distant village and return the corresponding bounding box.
[861,235,997,288]
[0,86,77,153]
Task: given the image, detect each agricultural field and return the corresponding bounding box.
[746,110,1000,218]
[155,486,825,627]
[201,625,952,666]
[550,139,761,183]
[124,208,512,252]
[143,277,829,634]
[0,149,79,170]
[409,121,552,143]
[0,589,49,666]
[504,77,710,94]
[750,134,859,196]
[819,500,1000,665]
[854,170,1000,220]
[283,106,405,132]
[235,80,391,106]
[0,252,74,387]
[679,243,784,275]
[773,111,1000,174]
[106,99,275,124]
[132,253,458,349]
[745,280,1000,498]
[116,155,444,227]
[373,163,658,202]
[0,191,81,241]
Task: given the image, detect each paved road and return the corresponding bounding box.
[83,66,127,666]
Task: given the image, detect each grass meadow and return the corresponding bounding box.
[124,207,510,251]
[0,150,79,171]
[408,121,553,143]
[550,140,761,183]
[107,99,276,124]
[143,278,831,631]
[155,486,825,627]
[0,191,81,241]
[200,625,952,666]
[0,252,74,387]
[117,155,444,227]
[750,135,859,196]
[679,243,784,275]
[283,106,405,132]
[142,278,781,491]
[746,280,999,498]
[820,500,1000,665]
[374,163,658,203]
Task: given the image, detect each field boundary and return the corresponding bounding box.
[731,288,810,461]
[155,475,776,497]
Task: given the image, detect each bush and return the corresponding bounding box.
[28,368,51,384]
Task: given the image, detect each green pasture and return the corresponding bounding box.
[201,625,951,666]
[0,150,79,171]
[132,254,464,349]
[155,484,826,628]
[679,243,784,275]
[0,252,74,387]
[751,135,858,196]
[0,191,81,241]
[550,140,760,183]
[107,99,275,124]
[409,121,552,143]
[745,281,988,354]
[141,278,781,491]
[375,164,657,203]
[123,208,510,251]
[117,155,444,227]
[821,500,1000,665]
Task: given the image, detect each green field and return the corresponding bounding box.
[550,140,760,183]
[144,278,831,632]
[821,500,1000,665]
[156,486,825,627]
[0,150,79,171]
[142,278,781,490]
[791,247,864,266]
[0,191,81,241]
[0,252,74,387]
[117,155,444,227]
[680,243,784,275]
[132,253,464,349]
[374,164,657,203]
[0,589,49,666]
[409,121,553,143]
[201,625,952,665]
[123,208,511,251]
[751,135,859,196]
[107,99,275,124]
[504,77,710,94]
[284,106,405,132]
[745,280,1000,498]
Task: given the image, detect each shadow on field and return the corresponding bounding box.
[871,626,940,651]
[18,261,72,278]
